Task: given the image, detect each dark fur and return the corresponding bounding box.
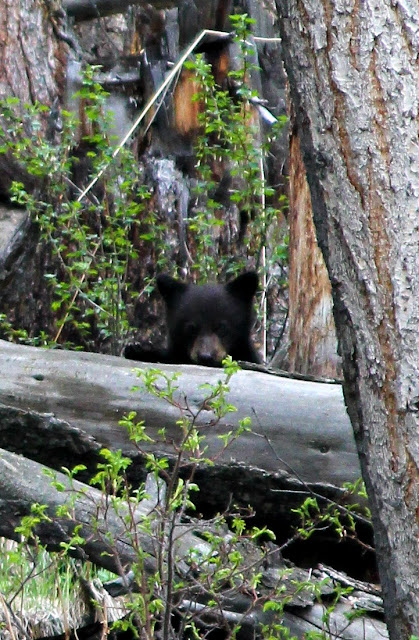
[124,271,260,367]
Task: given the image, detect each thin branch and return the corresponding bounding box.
[259,151,267,363]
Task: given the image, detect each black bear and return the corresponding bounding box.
[124,271,260,367]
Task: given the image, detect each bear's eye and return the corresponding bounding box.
[215,321,230,335]
[184,321,198,336]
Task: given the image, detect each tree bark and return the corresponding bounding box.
[0,0,69,337]
[277,0,419,637]
[0,0,66,104]
[0,0,67,197]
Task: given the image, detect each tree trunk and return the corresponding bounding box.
[0,0,66,103]
[0,0,69,337]
[277,0,419,637]
[0,0,67,196]
[63,0,176,20]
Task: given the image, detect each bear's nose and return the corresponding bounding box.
[197,353,220,367]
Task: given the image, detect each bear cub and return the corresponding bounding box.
[124,271,260,367]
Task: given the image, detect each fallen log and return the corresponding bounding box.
[0,339,365,525]
[0,340,359,482]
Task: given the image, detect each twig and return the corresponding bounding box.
[0,592,17,640]
[0,590,32,640]
[252,36,282,43]
[53,242,100,343]
[259,151,267,363]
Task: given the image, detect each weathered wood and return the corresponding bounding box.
[284,601,387,640]
[0,340,359,488]
[0,339,367,533]
[0,206,28,268]
[0,449,160,572]
[0,448,388,640]
[277,0,419,636]
[287,130,341,378]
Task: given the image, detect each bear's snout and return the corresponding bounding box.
[190,333,227,367]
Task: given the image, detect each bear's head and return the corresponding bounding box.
[157,271,260,367]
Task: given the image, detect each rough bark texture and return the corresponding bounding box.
[277,0,419,637]
[0,0,68,337]
[0,0,66,104]
[287,128,341,378]
[0,0,68,197]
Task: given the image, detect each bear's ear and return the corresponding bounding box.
[157,274,188,306]
[225,271,258,302]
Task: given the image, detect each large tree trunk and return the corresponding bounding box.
[0,0,69,337]
[277,0,419,637]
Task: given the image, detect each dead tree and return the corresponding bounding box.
[287,129,341,378]
[0,339,361,504]
[277,0,419,636]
